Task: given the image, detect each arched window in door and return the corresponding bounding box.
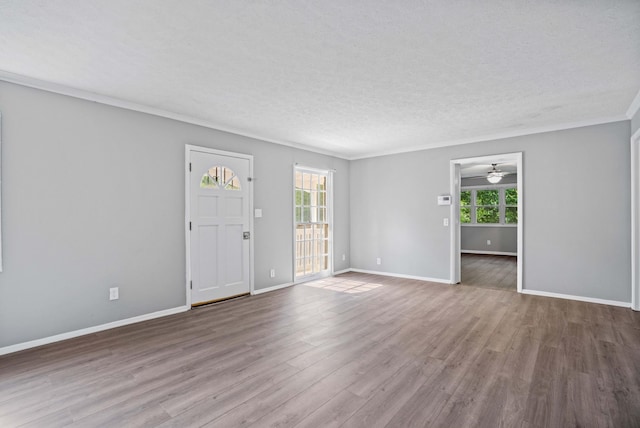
[200,166,241,190]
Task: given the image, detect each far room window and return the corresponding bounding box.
[461,186,517,225]
[475,189,499,224]
[460,190,471,223]
[505,188,518,224]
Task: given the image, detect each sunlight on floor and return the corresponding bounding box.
[302,277,384,294]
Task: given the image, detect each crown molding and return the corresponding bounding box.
[348,115,629,160]
[1,70,632,162]
[0,70,348,160]
[627,88,640,119]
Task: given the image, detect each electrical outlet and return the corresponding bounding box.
[109,287,119,301]
[443,218,449,227]
[487,240,491,246]
[376,258,381,265]
[342,254,346,261]
[269,269,275,278]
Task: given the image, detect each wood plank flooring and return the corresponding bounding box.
[461,253,517,290]
[1,272,639,427]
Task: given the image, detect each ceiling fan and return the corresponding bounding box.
[465,163,510,184]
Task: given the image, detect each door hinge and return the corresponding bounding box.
[190,281,192,290]
[189,222,192,231]
[189,163,192,172]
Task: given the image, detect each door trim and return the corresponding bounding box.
[449,152,523,292]
[292,165,334,283]
[631,128,640,311]
[185,145,254,306]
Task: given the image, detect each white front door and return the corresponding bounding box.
[188,148,252,305]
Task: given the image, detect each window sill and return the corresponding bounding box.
[461,223,517,228]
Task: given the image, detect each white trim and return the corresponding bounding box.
[185,145,255,305]
[332,268,352,275]
[349,268,452,284]
[0,306,190,356]
[292,165,334,283]
[461,250,517,256]
[294,163,337,173]
[0,113,3,272]
[252,282,295,295]
[631,128,640,311]
[626,88,640,119]
[450,163,461,283]
[350,116,627,160]
[450,152,523,293]
[521,289,630,308]
[0,70,346,160]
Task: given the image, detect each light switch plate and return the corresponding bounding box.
[255,209,262,218]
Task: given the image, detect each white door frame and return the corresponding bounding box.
[449,152,523,292]
[631,129,640,311]
[185,145,254,306]
[292,164,334,283]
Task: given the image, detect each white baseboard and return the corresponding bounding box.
[462,250,517,256]
[332,269,352,275]
[252,282,295,295]
[0,305,191,356]
[349,268,452,284]
[521,289,630,308]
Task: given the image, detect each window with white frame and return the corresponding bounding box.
[461,186,518,225]
[294,168,331,278]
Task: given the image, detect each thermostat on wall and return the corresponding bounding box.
[437,195,452,205]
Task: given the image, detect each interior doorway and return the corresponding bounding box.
[450,153,523,292]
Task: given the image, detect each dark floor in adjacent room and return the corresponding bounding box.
[461,253,517,291]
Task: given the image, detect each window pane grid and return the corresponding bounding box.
[295,171,329,278]
[463,187,517,225]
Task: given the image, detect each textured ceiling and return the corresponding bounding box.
[1,1,639,159]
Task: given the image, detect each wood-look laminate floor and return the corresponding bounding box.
[461,253,517,291]
[1,272,639,427]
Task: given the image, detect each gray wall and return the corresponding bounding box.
[350,121,631,302]
[461,226,517,253]
[0,82,350,348]
[632,107,640,135]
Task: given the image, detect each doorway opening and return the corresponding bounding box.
[450,153,523,292]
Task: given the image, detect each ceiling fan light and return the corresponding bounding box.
[487,173,503,184]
